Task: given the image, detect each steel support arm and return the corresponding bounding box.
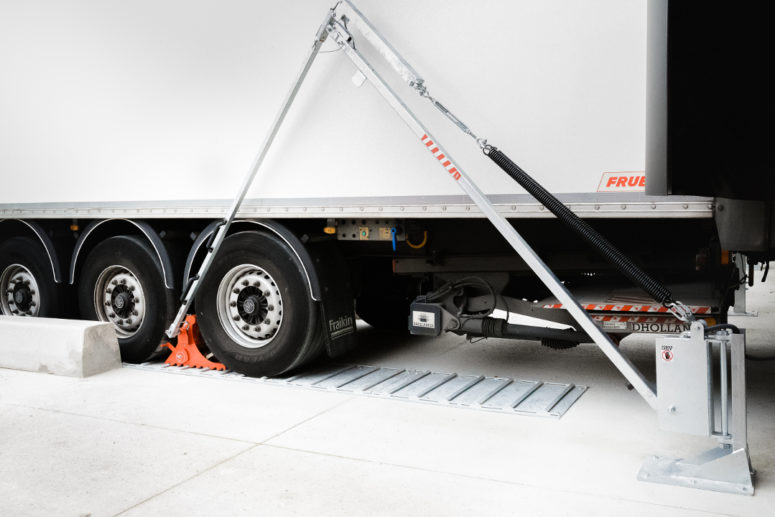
[327,4,658,408]
[166,10,335,338]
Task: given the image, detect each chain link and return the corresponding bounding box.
[665,300,696,323]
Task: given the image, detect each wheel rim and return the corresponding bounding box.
[216,264,283,349]
[0,264,41,317]
[93,265,146,338]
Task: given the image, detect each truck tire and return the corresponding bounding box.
[0,236,63,318]
[195,231,324,377]
[78,235,176,363]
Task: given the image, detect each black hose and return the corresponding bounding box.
[485,147,674,305]
[462,317,589,343]
[701,323,774,361]
[748,260,755,287]
[704,323,740,335]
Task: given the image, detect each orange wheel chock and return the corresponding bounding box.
[163,315,226,371]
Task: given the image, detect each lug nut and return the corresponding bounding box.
[242,280,249,286]
[129,286,135,291]
[264,318,271,325]
[108,313,115,318]
[233,315,240,321]
[117,319,123,325]
[230,301,237,307]
[242,325,249,330]
[125,319,132,325]
[106,288,112,294]
[111,280,117,285]
[105,301,111,307]
[264,291,271,297]
[12,310,19,314]
[30,290,36,295]
[30,302,36,307]
[132,310,138,316]
[268,305,274,311]
[120,278,126,284]
[233,288,240,294]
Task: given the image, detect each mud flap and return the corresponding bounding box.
[307,240,357,358]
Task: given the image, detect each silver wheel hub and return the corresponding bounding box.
[216,264,283,349]
[94,266,146,338]
[1,264,40,317]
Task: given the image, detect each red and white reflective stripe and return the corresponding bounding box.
[543,303,712,314]
[592,315,685,324]
[422,134,460,180]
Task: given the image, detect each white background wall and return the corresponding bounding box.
[0,0,646,204]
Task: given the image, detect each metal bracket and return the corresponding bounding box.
[728,253,758,317]
[639,324,754,494]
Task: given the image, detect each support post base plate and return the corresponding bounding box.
[638,446,754,495]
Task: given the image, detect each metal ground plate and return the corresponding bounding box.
[125,362,587,419]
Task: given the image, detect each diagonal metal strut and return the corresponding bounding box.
[329,1,657,408]
[166,9,335,338]
[169,0,657,409]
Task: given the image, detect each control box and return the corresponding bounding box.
[655,324,713,436]
[408,302,442,336]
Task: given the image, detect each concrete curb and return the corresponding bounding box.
[0,316,121,377]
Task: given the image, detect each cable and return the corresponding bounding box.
[703,323,775,360]
[704,323,740,335]
[425,276,497,322]
[406,231,428,249]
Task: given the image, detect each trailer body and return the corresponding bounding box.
[0,0,764,375]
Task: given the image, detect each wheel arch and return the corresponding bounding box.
[0,219,64,283]
[182,219,321,301]
[69,219,175,290]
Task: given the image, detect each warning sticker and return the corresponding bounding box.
[597,171,646,192]
[601,321,628,330]
[661,346,674,362]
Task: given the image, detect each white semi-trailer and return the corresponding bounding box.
[1,0,771,376]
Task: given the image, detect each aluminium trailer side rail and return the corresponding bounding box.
[0,194,715,219]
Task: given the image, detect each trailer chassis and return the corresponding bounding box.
[168,0,753,494]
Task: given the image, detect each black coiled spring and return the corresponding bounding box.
[486,147,674,305]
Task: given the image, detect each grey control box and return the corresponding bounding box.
[655,326,713,436]
[408,302,442,336]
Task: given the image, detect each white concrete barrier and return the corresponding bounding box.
[0,316,121,377]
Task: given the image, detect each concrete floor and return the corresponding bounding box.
[1,274,774,516]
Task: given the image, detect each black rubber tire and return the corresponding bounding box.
[195,231,324,377]
[78,235,176,363]
[0,236,64,317]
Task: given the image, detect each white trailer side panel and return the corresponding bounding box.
[0,0,647,204]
